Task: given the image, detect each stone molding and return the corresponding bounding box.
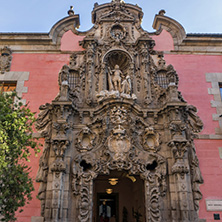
[0,15,80,53]
[49,15,80,44]
[206,72,222,135]
[152,12,222,54]
[0,71,29,104]
[152,11,186,50]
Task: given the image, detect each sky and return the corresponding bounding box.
[0,0,221,34]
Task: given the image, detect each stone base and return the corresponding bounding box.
[199,219,206,222]
[31,216,44,222]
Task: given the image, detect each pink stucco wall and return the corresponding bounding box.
[60,30,85,51]
[155,30,222,221]
[11,53,70,221]
[11,29,222,222]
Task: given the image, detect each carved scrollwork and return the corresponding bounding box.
[36,103,52,138]
[36,1,204,221]
[149,187,161,222]
[75,127,97,152]
[185,105,204,133]
[53,121,69,139]
[51,159,66,173]
[168,139,189,178]
[79,186,91,222]
[142,127,160,152]
[52,140,69,159]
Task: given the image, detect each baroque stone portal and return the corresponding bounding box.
[36,1,204,221]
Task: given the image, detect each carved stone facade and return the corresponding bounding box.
[36,1,204,221]
[0,46,12,74]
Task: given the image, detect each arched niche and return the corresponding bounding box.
[102,49,133,91]
[103,49,132,73]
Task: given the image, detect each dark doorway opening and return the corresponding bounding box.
[93,171,145,222]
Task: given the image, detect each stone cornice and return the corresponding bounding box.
[152,12,186,49]
[152,12,222,54]
[0,15,80,53]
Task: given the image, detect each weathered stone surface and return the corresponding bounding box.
[31,216,44,222]
[35,1,204,221]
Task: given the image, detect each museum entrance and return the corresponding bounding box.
[93,171,145,222]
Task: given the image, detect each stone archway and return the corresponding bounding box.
[71,143,167,222]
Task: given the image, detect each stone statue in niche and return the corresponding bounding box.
[108,64,122,91]
[122,74,131,94]
[108,64,132,94]
[58,65,69,101]
[96,63,136,102]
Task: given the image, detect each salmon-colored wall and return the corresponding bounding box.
[164,54,222,135]
[11,53,70,221]
[195,139,222,221]
[156,31,222,221]
[152,29,174,51]
[11,29,222,222]
[60,30,85,51]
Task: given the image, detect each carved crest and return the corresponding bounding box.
[107,125,131,160]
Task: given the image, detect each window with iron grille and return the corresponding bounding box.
[69,70,80,90]
[0,81,17,93]
[155,70,169,89]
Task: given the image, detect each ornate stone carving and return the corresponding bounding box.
[0,46,12,74]
[75,127,96,152]
[110,106,128,125]
[36,1,204,221]
[36,103,52,138]
[58,65,70,101]
[142,127,160,152]
[36,139,50,216]
[189,144,204,211]
[185,105,204,133]
[110,24,126,43]
[107,125,131,160]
